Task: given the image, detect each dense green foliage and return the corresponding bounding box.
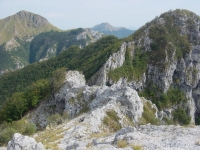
[0,35,120,125]
[139,86,190,125]
[0,79,51,122]
[139,85,187,110]
[195,114,200,125]
[0,118,36,146]
[172,107,191,125]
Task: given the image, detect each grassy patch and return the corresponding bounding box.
[117,139,128,148]
[103,110,122,132]
[35,126,65,150]
[47,113,62,126]
[139,99,159,125]
[132,145,143,150]
[0,118,36,146]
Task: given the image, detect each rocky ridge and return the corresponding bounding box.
[89,9,200,124]
[6,70,200,150]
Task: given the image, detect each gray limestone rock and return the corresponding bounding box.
[88,42,127,86]
[7,133,44,150]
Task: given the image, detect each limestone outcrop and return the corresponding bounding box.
[7,133,44,150]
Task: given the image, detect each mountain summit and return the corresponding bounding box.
[92,22,134,38]
[0,10,60,45]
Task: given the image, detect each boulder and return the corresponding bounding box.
[7,133,45,150]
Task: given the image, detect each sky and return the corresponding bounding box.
[0,0,200,30]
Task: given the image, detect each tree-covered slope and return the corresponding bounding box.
[29,28,103,63]
[0,36,121,106]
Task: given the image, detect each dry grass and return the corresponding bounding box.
[86,142,92,148]
[131,144,143,150]
[35,126,65,150]
[117,139,128,148]
[90,131,110,139]
[103,110,122,132]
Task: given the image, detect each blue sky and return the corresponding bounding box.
[0,0,200,30]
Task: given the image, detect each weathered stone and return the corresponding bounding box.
[7,133,45,150]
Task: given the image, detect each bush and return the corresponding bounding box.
[0,119,37,146]
[24,123,36,135]
[47,113,62,126]
[117,139,128,148]
[103,110,121,132]
[0,128,16,146]
[139,100,159,125]
[139,86,187,110]
[172,108,191,125]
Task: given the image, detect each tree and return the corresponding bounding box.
[10,92,27,119]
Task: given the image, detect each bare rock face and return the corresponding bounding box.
[16,10,49,28]
[7,133,44,150]
[113,125,200,150]
[88,42,128,86]
[76,28,103,44]
[29,70,86,128]
[56,70,143,125]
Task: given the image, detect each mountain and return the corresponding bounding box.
[29,28,103,63]
[0,10,60,45]
[0,10,60,74]
[0,11,103,74]
[1,9,200,149]
[92,22,134,38]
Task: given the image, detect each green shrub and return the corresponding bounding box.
[0,118,37,146]
[195,115,200,125]
[139,100,159,125]
[24,123,36,135]
[172,107,191,125]
[103,110,121,132]
[139,85,187,110]
[0,127,16,146]
[47,113,62,126]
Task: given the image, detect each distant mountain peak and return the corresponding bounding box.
[93,22,117,31]
[92,22,134,38]
[14,10,49,25]
[0,10,60,45]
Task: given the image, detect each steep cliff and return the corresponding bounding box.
[88,9,200,125]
